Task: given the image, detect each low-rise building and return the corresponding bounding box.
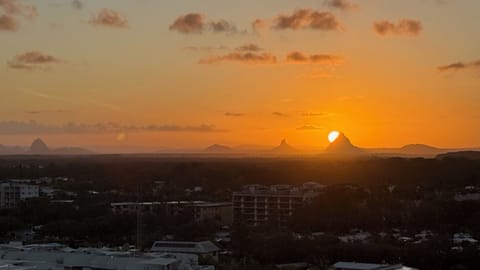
[150,241,220,261]
[0,181,39,209]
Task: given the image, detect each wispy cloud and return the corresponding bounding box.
[72,0,83,10]
[169,13,239,34]
[225,112,245,117]
[272,112,289,117]
[0,121,227,135]
[26,110,70,115]
[89,8,128,28]
[296,125,323,130]
[272,9,343,31]
[199,52,277,65]
[325,0,359,11]
[0,0,38,19]
[286,51,344,65]
[7,51,65,71]
[373,19,422,37]
[437,60,480,72]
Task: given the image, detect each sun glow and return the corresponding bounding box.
[328,131,340,143]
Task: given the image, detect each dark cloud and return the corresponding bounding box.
[286,51,344,65]
[72,0,83,10]
[89,8,128,28]
[325,0,358,11]
[199,52,277,64]
[0,0,38,19]
[0,13,18,31]
[373,19,422,36]
[235,44,262,52]
[273,9,342,31]
[170,13,238,34]
[297,125,323,130]
[209,19,237,33]
[7,51,64,71]
[169,13,204,33]
[0,121,226,135]
[437,60,480,72]
[272,112,289,117]
[225,112,245,117]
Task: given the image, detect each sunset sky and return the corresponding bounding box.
[1,0,479,151]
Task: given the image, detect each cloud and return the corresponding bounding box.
[170,13,238,34]
[272,112,289,117]
[209,19,237,33]
[272,9,342,31]
[235,44,262,52]
[169,13,204,33]
[182,45,228,52]
[7,51,64,71]
[252,18,267,33]
[0,121,226,135]
[300,112,334,117]
[199,52,277,64]
[89,8,128,28]
[0,13,18,31]
[72,0,83,10]
[225,112,245,117]
[26,110,70,114]
[437,60,480,72]
[325,0,359,11]
[296,125,323,130]
[286,51,344,65]
[373,19,422,36]
[0,0,38,19]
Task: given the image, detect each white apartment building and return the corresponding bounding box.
[232,182,323,226]
[0,181,39,209]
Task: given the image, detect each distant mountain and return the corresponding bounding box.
[367,144,450,157]
[204,144,233,153]
[325,133,366,156]
[271,139,297,154]
[437,151,480,160]
[0,144,26,155]
[28,138,50,154]
[22,138,92,155]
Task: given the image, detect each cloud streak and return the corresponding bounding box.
[89,9,128,28]
[7,51,64,71]
[373,19,422,37]
[325,0,359,11]
[437,59,480,72]
[199,52,277,64]
[272,9,342,31]
[169,13,238,34]
[286,51,344,65]
[0,0,38,19]
[0,121,226,135]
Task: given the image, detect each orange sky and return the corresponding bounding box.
[1,0,479,151]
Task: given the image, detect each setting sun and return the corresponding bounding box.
[328,131,340,143]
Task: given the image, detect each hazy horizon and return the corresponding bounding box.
[2,0,480,149]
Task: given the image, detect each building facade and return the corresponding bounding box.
[0,181,39,209]
[232,182,323,226]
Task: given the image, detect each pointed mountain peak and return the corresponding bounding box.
[326,132,365,155]
[272,139,296,153]
[30,138,50,154]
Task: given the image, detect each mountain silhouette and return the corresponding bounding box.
[29,138,50,154]
[271,139,297,154]
[204,144,233,153]
[325,132,365,155]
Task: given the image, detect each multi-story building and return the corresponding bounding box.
[111,201,233,225]
[232,182,323,226]
[0,181,39,209]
